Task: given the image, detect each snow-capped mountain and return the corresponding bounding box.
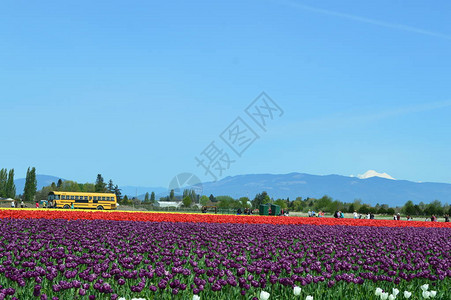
[357,170,395,180]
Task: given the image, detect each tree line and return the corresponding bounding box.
[0,168,16,199]
[0,167,37,201]
[175,191,451,216]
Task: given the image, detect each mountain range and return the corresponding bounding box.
[14,171,451,207]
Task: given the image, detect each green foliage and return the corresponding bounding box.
[5,169,16,199]
[107,180,115,193]
[216,196,239,209]
[359,204,371,214]
[313,195,332,212]
[182,195,192,207]
[252,191,271,209]
[150,191,155,202]
[144,192,150,203]
[239,197,251,208]
[114,185,122,202]
[169,189,175,201]
[23,167,36,202]
[0,168,7,198]
[402,200,417,216]
[274,198,288,210]
[290,198,304,211]
[200,195,209,206]
[95,174,106,193]
[183,189,197,204]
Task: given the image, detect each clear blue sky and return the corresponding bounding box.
[1,0,450,188]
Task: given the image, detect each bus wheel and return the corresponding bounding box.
[97,206,104,210]
[63,205,70,209]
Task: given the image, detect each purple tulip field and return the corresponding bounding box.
[0,218,449,299]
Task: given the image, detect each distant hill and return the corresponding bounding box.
[14,172,451,206]
[14,175,63,195]
[201,172,451,206]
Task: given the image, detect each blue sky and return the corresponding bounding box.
[1,0,450,188]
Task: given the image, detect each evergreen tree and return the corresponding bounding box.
[6,168,16,199]
[95,174,106,193]
[150,191,155,203]
[23,167,36,202]
[51,182,57,190]
[144,192,150,203]
[169,189,175,201]
[57,179,63,190]
[114,185,122,203]
[0,168,7,198]
[107,179,114,193]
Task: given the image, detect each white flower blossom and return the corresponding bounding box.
[429,291,437,298]
[422,290,430,299]
[421,284,429,292]
[192,295,200,300]
[380,292,389,300]
[306,296,313,300]
[392,288,400,297]
[375,288,384,296]
[388,294,395,300]
[403,291,412,298]
[259,291,270,300]
[293,286,302,296]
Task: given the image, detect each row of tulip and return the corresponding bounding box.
[1,208,450,228]
[0,217,449,299]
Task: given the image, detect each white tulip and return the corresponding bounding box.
[422,290,430,299]
[259,291,270,300]
[375,288,384,296]
[293,286,302,296]
[392,288,400,297]
[421,284,429,291]
[429,291,437,298]
[380,292,389,300]
[388,294,395,300]
[306,296,314,300]
[193,295,201,300]
[403,291,412,298]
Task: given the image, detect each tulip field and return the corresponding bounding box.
[0,209,449,299]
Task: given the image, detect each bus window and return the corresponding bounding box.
[84,196,88,200]
[71,196,75,200]
[89,196,92,200]
[102,197,106,201]
[62,195,66,200]
[75,196,79,200]
[93,196,97,200]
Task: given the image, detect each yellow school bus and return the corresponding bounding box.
[48,191,117,210]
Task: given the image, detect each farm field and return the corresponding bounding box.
[0,209,449,299]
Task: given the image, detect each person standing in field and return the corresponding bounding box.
[35,202,39,208]
[21,200,24,208]
[10,201,15,208]
[353,211,358,219]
